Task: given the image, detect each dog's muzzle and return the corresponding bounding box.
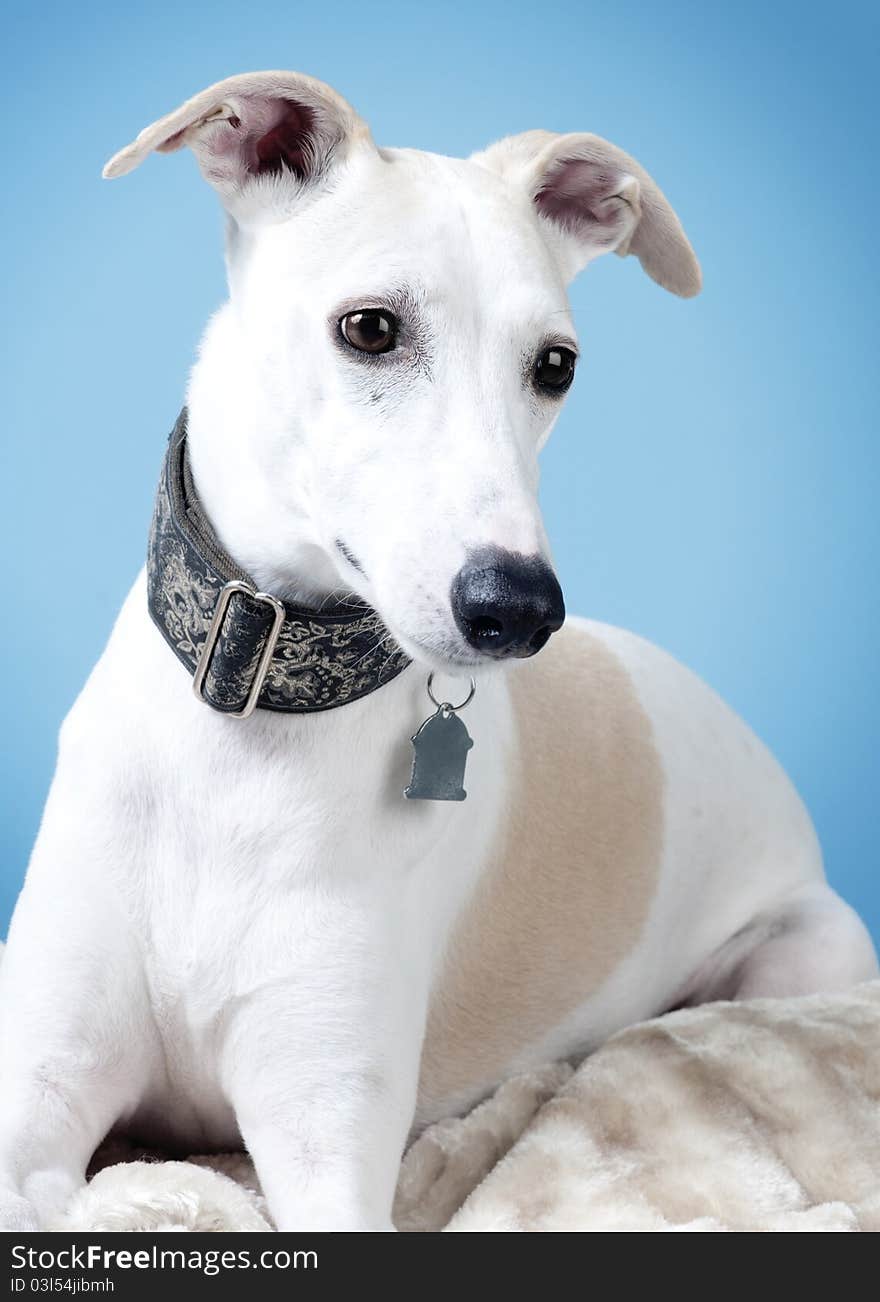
[451,547,565,659]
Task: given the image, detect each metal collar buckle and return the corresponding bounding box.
[192,580,285,719]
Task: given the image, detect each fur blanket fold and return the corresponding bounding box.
[38,979,880,1233]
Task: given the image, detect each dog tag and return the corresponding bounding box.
[404,675,476,802]
[405,706,474,801]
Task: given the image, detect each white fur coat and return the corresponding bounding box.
[14,943,869,1233]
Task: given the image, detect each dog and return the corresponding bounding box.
[1,70,876,1232]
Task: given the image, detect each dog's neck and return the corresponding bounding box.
[184,305,344,608]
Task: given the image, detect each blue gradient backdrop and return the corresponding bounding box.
[2,2,878,940]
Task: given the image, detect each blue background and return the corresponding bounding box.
[2,2,878,941]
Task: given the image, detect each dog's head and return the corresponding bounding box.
[106,71,699,672]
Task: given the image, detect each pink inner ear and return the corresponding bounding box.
[251,100,316,178]
[535,158,628,246]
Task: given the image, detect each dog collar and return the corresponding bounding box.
[147,411,411,716]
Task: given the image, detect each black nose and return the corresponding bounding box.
[451,548,565,659]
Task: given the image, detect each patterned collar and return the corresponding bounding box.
[147,411,410,716]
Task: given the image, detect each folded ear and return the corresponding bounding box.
[102,70,374,222]
[472,130,701,297]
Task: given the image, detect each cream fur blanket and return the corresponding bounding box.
[26,979,875,1233]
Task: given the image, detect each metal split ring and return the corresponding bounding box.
[426,672,476,713]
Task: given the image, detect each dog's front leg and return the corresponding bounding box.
[0,884,155,1230]
[220,958,425,1232]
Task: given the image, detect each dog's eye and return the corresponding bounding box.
[339,310,398,354]
[535,346,576,393]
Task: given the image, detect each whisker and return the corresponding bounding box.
[350,628,395,670]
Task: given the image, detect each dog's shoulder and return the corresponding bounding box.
[417,617,666,1121]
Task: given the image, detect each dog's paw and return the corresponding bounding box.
[53,1161,271,1233]
[0,1189,40,1232]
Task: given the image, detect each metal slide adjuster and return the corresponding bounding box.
[192,580,286,719]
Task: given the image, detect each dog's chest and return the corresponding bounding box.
[94,591,664,1127]
[109,629,506,1068]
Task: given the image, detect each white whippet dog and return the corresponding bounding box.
[1,71,876,1233]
